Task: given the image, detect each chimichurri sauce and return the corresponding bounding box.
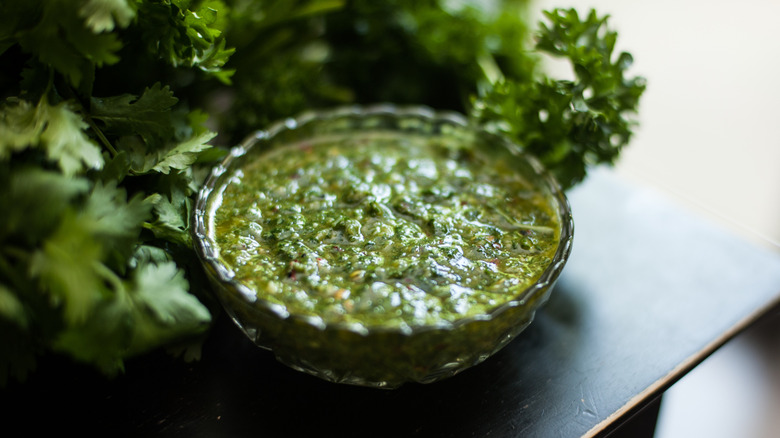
[213,132,560,328]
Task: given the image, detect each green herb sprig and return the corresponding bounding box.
[471,8,647,189]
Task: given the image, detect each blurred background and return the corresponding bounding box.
[534,0,780,436]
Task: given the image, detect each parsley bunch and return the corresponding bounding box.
[0,1,644,384]
[471,8,647,189]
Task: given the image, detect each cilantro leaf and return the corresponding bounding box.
[0,97,104,176]
[79,0,137,33]
[90,83,179,145]
[50,286,134,375]
[96,150,133,183]
[0,98,44,158]
[25,179,150,325]
[81,181,152,272]
[0,168,90,245]
[141,170,199,247]
[51,257,211,375]
[130,260,210,330]
[39,99,105,176]
[113,123,216,175]
[152,130,216,174]
[90,82,217,176]
[124,257,211,358]
[16,0,125,88]
[144,193,192,247]
[28,211,107,324]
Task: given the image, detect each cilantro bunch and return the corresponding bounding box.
[0,0,644,385]
[0,0,234,384]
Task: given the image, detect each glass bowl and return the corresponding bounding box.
[192,104,573,388]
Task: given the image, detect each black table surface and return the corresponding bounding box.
[4,169,780,437]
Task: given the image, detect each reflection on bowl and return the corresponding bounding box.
[193,104,573,388]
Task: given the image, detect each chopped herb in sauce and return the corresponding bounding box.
[213,132,560,327]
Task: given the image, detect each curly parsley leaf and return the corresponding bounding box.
[471,8,646,189]
[135,0,235,83]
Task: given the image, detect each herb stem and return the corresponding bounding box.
[477,52,503,87]
[61,82,119,158]
[84,114,119,157]
[93,260,127,296]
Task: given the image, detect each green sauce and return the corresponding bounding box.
[212,131,560,329]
